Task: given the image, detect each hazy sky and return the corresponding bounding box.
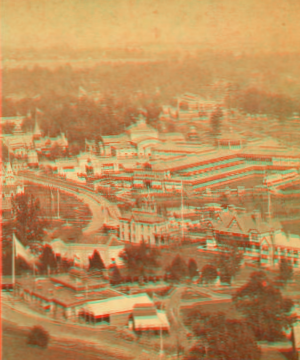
[2,0,300,52]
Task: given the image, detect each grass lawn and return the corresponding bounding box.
[161,245,218,272]
[181,289,210,300]
[2,321,132,360]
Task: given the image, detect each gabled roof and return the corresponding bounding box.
[212,208,281,234]
[86,293,153,317]
[120,211,166,224]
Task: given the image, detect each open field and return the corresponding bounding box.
[26,183,92,229]
[2,320,131,360]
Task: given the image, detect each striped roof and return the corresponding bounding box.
[86,293,153,317]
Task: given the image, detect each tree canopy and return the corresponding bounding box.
[233,271,296,342]
[110,264,122,285]
[188,311,261,360]
[12,193,46,246]
[201,264,218,284]
[188,258,198,279]
[89,250,106,271]
[217,244,243,284]
[120,242,161,279]
[279,257,293,286]
[166,254,188,282]
[38,244,57,274]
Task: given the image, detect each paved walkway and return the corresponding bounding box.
[19,173,119,234]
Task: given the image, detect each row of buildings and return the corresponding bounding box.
[15,267,169,332]
[1,114,69,169]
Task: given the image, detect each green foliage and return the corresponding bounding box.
[188,258,198,279]
[190,312,261,360]
[201,264,218,284]
[12,193,46,247]
[2,121,15,134]
[110,265,122,285]
[166,254,188,282]
[231,87,297,119]
[27,325,49,348]
[48,143,65,160]
[279,257,293,285]
[183,343,206,359]
[39,245,57,274]
[89,250,106,271]
[217,245,243,284]
[120,242,161,279]
[233,271,296,342]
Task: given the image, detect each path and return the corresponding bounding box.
[19,172,120,234]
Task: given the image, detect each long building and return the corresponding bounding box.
[15,267,169,331]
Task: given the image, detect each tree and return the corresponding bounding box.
[2,121,15,134]
[27,325,49,348]
[60,257,74,273]
[166,254,188,282]
[201,264,218,284]
[220,193,229,208]
[39,245,57,274]
[120,242,161,280]
[89,250,105,271]
[183,343,206,360]
[188,258,198,279]
[49,143,64,160]
[217,244,243,284]
[191,311,261,360]
[279,257,293,286]
[12,193,46,247]
[110,265,122,285]
[233,271,296,342]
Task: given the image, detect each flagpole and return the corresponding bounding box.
[57,189,60,219]
[12,234,15,289]
[181,180,184,243]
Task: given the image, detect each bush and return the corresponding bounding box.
[27,325,49,348]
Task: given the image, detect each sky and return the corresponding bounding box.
[2,0,300,52]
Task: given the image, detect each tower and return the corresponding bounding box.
[33,118,42,139]
[4,162,16,185]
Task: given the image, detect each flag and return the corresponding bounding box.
[14,234,34,265]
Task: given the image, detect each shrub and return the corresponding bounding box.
[27,325,49,348]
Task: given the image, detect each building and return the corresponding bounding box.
[119,195,179,246]
[34,133,68,155]
[159,92,223,122]
[1,115,25,127]
[15,267,169,330]
[1,162,24,212]
[12,158,28,174]
[201,205,300,268]
[45,232,124,268]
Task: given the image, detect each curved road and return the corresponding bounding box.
[19,172,120,234]
[162,284,232,354]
